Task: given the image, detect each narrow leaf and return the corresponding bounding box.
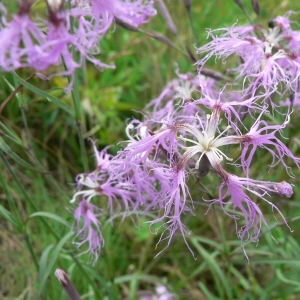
[191,240,232,299]
[0,136,47,172]
[276,269,300,288]
[114,274,166,286]
[38,232,74,295]
[0,73,35,114]
[29,212,71,228]
[39,244,55,283]
[0,204,18,227]
[12,72,75,117]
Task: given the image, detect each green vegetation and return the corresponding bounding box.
[1,1,300,299]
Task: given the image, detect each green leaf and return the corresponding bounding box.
[191,239,232,299]
[190,236,224,251]
[39,244,55,283]
[0,136,54,174]
[229,266,250,290]
[114,274,166,286]
[190,251,219,278]
[0,204,18,228]
[29,212,71,228]
[0,136,45,172]
[0,121,22,145]
[38,231,74,295]
[12,72,75,117]
[198,281,220,300]
[276,269,300,288]
[233,259,300,265]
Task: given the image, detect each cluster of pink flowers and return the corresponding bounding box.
[197,11,300,101]
[71,10,300,261]
[0,0,156,88]
[8,2,285,261]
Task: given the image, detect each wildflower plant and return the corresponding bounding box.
[71,77,297,261]
[2,0,300,298]
[65,4,300,261]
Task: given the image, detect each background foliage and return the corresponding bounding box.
[1,0,300,299]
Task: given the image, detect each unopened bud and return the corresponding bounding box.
[273,181,293,198]
[55,268,82,300]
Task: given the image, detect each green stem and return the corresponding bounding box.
[19,106,69,200]
[187,8,198,46]
[70,70,88,172]
[23,230,39,270]
[138,28,191,60]
[0,155,23,231]
[212,205,229,256]
[0,151,61,240]
[70,255,104,299]
[66,3,88,172]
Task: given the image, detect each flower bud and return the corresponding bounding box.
[273,181,293,198]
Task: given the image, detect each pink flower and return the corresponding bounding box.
[90,0,156,28]
[0,2,45,71]
[197,26,264,78]
[208,169,293,248]
[30,2,113,89]
[148,167,194,257]
[197,18,300,99]
[145,71,202,121]
[74,0,156,35]
[233,111,300,176]
[73,199,104,263]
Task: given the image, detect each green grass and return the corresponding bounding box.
[1,0,300,299]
